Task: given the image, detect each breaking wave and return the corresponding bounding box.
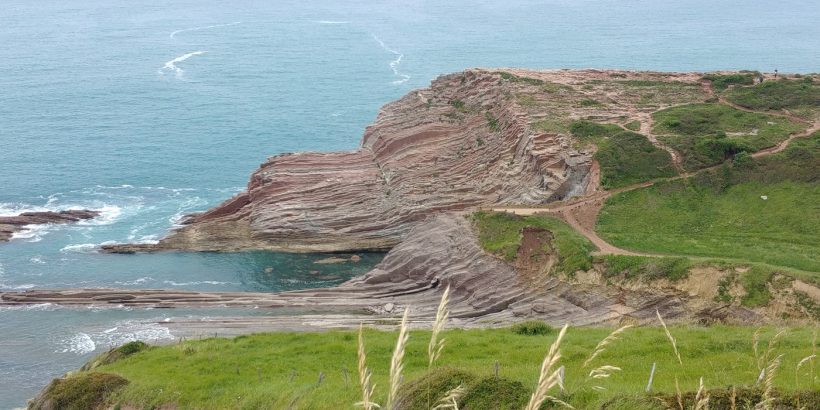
[159,51,207,78]
[169,21,241,39]
[372,35,411,85]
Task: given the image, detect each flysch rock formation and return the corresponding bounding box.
[103,69,594,253]
[0,210,100,242]
[3,214,762,334]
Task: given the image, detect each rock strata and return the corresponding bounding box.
[0,210,100,242]
[104,69,595,253]
[3,214,764,332]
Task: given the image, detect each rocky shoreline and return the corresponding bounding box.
[0,210,100,242]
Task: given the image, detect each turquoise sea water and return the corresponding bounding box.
[1,0,818,406]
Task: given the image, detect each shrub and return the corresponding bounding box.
[81,341,150,371]
[740,267,774,307]
[460,377,529,409]
[602,255,691,281]
[510,320,554,336]
[394,367,476,410]
[29,373,128,410]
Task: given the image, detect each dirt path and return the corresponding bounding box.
[494,81,818,257]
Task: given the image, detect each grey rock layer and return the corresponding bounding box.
[0,210,100,242]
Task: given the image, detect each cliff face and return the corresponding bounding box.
[125,70,591,252]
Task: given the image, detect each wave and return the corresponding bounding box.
[0,303,59,312]
[163,280,237,286]
[160,51,207,78]
[372,35,410,85]
[115,277,155,286]
[312,20,349,24]
[170,21,241,39]
[61,333,96,355]
[0,282,36,291]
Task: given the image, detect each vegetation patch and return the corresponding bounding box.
[485,111,500,131]
[702,71,760,90]
[81,341,150,371]
[739,267,774,307]
[653,103,805,170]
[471,211,595,274]
[29,373,128,410]
[460,377,529,409]
[570,120,677,188]
[510,320,554,336]
[600,255,691,281]
[395,367,476,410]
[655,387,820,410]
[624,120,641,131]
[598,131,820,273]
[494,71,545,86]
[726,77,820,112]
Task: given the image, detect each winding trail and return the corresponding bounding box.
[494,80,819,257]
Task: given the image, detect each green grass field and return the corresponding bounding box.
[653,103,805,171]
[66,326,818,409]
[597,131,820,274]
[569,120,677,188]
[471,211,595,274]
[725,77,820,113]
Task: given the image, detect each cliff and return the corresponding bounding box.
[105,69,601,253]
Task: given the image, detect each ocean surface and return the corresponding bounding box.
[1,0,818,407]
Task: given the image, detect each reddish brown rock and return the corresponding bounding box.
[0,210,100,242]
[105,69,594,253]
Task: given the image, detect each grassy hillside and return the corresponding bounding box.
[597,131,820,273]
[60,326,818,409]
[569,120,677,188]
[653,103,805,171]
[725,77,820,114]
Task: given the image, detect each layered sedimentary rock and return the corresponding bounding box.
[105,70,593,253]
[6,214,737,332]
[0,210,100,242]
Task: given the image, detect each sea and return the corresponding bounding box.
[0,0,818,407]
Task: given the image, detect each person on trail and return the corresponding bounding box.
[774,69,778,79]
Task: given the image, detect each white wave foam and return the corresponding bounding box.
[160,51,207,78]
[0,282,36,291]
[76,204,122,226]
[170,21,241,39]
[312,20,349,24]
[372,35,410,85]
[29,256,46,264]
[115,277,155,286]
[60,241,116,254]
[0,302,59,312]
[61,333,96,354]
[163,280,236,286]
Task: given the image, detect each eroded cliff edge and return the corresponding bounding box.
[105,69,598,253]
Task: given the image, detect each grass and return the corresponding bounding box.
[739,267,775,308]
[30,373,128,410]
[702,72,760,91]
[726,77,820,112]
[652,103,806,170]
[84,326,818,409]
[599,255,691,282]
[597,131,820,273]
[570,120,677,188]
[471,211,595,274]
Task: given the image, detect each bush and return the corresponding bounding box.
[461,377,529,409]
[81,341,149,371]
[740,267,774,307]
[510,320,554,336]
[395,368,476,410]
[29,373,128,410]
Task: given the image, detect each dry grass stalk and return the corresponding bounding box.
[355,324,380,410]
[730,386,737,410]
[656,310,682,365]
[757,354,783,410]
[385,307,410,410]
[525,323,573,410]
[758,329,787,371]
[694,377,709,410]
[432,384,465,410]
[794,354,816,390]
[674,377,683,410]
[582,325,632,368]
[753,327,763,370]
[588,365,621,379]
[428,285,451,368]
